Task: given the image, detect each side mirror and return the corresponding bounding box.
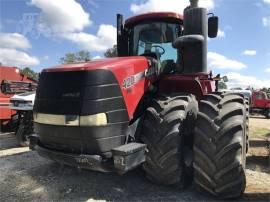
[208,16,218,38]
[222,76,229,82]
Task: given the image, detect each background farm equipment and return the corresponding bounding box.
[251,91,270,119]
[222,88,270,119]
[10,91,35,146]
[0,66,37,131]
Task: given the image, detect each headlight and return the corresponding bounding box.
[80,113,107,126]
[33,113,107,126]
[34,113,72,125]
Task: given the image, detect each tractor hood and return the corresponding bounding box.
[39,56,152,119]
[35,56,152,156]
[43,56,149,73]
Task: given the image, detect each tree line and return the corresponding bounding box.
[60,46,117,64]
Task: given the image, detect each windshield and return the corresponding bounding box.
[130,22,181,72]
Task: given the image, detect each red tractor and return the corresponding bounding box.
[251,91,270,118]
[0,66,37,131]
[30,0,248,199]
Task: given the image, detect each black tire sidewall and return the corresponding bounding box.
[141,94,198,186]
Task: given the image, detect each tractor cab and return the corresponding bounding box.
[117,11,218,74]
[123,13,183,74]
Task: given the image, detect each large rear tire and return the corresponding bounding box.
[193,93,247,199]
[140,94,198,185]
[245,97,250,153]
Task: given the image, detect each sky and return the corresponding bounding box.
[0,0,270,89]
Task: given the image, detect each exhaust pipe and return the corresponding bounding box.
[190,0,199,8]
[182,0,208,73]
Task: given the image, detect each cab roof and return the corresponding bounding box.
[125,12,183,27]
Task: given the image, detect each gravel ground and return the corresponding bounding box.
[249,115,270,131]
[0,117,269,201]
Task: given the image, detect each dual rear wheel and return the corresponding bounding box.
[140,94,198,185]
[140,93,248,199]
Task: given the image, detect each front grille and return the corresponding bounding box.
[34,69,128,121]
[34,69,129,155]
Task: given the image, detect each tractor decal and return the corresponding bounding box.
[122,71,145,89]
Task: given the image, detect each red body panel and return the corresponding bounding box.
[44,57,151,119]
[252,91,270,109]
[125,12,183,26]
[0,66,34,121]
[159,73,216,99]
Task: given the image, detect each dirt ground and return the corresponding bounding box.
[0,117,269,201]
[249,115,270,139]
[250,116,270,131]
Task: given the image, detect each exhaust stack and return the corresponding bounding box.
[190,0,199,8]
[173,0,208,73]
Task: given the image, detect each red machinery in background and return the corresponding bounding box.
[251,91,270,118]
[0,66,37,131]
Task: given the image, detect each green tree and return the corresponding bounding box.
[60,50,91,64]
[60,53,76,64]
[261,87,267,92]
[263,88,270,98]
[104,45,117,58]
[20,67,39,80]
[76,50,91,62]
[218,81,227,89]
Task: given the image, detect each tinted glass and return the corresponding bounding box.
[130,22,181,72]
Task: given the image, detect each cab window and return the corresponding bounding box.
[130,22,181,73]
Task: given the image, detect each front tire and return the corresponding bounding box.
[266,109,270,119]
[140,94,198,186]
[193,93,247,199]
[16,123,29,147]
[15,111,33,147]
